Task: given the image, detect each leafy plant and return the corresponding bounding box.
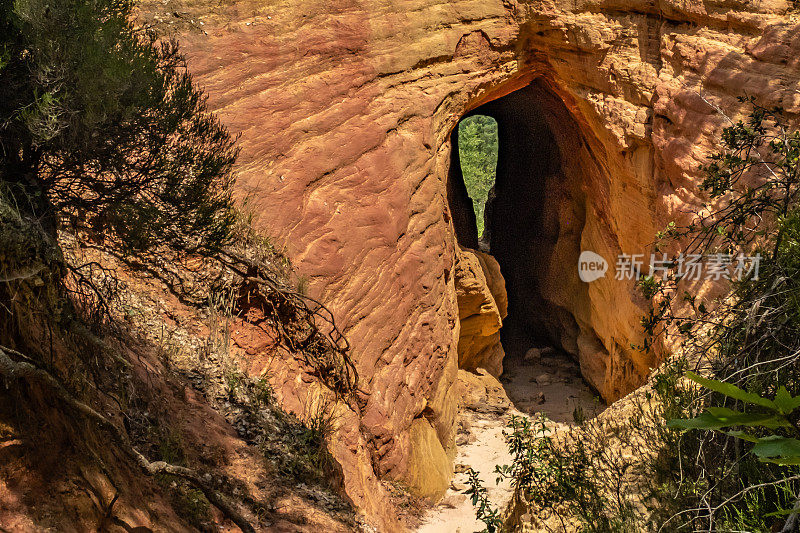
[170,487,212,529]
[252,377,274,407]
[492,414,638,533]
[465,467,503,532]
[0,0,237,253]
[669,373,800,465]
[225,369,242,400]
[298,398,338,474]
[638,97,800,529]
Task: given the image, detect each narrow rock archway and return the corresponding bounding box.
[448,79,596,377]
[424,83,608,529]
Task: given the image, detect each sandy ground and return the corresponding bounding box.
[415,347,605,533]
[501,349,605,424]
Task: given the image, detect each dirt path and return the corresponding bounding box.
[415,347,604,533]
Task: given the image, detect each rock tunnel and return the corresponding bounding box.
[447,79,599,390]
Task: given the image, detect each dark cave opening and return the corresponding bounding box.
[448,80,592,364]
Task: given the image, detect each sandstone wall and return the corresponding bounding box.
[454,247,508,377]
[151,0,800,526]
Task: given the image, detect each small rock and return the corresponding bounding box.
[474,403,506,416]
[540,346,557,357]
[523,348,541,364]
[450,481,468,491]
[453,463,470,474]
[439,494,467,508]
[456,434,469,446]
[533,391,546,404]
[536,373,552,386]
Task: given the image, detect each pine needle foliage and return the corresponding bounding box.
[0,0,237,253]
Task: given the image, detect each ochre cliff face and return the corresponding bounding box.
[455,247,507,377]
[159,0,800,527]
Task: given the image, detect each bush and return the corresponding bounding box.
[642,98,800,530]
[0,0,237,253]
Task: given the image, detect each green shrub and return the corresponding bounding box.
[0,0,237,253]
[466,466,503,532]
[640,98,800,529]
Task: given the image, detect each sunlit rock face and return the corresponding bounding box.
[455,247,507,378]
[161,0,800,525]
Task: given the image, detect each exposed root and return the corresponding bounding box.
[75,239,361,404]
[217,248,360,402]
[0,346,256,533]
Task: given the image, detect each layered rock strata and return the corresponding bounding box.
[455,247,508,377]
[146,0,800,525]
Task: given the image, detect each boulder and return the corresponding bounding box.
[523,348,542,364]
[454,247,508,377]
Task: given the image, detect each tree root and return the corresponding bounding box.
[0,346,255,533]
[217,248,360,400]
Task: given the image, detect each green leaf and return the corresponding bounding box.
[752,436,800,460]
[724,430,759,443]
[668,410,789,430]
[773,386,800,414]
[766,508,800,518]
[685,372,777,410]
[760,457,800,465]
[667,412,721,430]
[705,406,790,429]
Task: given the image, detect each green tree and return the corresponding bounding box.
[0,0,237,253]
[458,115,498,237]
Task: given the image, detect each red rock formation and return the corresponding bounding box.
[147,0,800,526]
[455,247,507,377]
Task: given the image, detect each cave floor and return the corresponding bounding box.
[414,348,604,533]
[501,349,605,423]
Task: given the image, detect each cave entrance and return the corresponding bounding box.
[448,80,603,420]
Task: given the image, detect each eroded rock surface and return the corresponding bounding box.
[455,247,507,377]
[147,0,800,526]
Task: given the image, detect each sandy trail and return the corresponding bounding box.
[415,348,604,533]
